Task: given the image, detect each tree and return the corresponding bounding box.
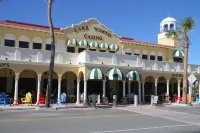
[45,0,55,107]
[166,17,195,104]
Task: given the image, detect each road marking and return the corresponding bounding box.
[0,113,142,123]
[118,108,200,126]
[94,124,193,133]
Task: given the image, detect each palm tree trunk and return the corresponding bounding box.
[182,35,189,104]
[45,0,55,108]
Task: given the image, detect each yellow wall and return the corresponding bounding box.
[122,42,169,61]
[158,38,181,49]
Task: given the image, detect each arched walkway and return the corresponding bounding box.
[0,68,15,97]
[41,71,58,100]
[144,76,155,102]
[18,69,38,102]
[157,76,167,96]
[106,68,125,102]
[169,77,178,102]
[61,71,77,103]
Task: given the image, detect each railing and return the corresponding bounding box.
[0,45,200,73]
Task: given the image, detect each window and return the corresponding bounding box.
[142,54,148,60]
[150,55,155,60]
[46,44,51,50]
[5,39,15,47]
[134,53,140,56]
[89,49,96,51]
[164,24,168,32]
[33,43,42,50]
[67,47,75,53]
[170,24,174,31]
[99,50,106,52]
[19,41,29,48]
[78,48,85,53]
[157,56,163,61]
[173,58,182,63]
[125,53,131,55]
[109,51,115,53]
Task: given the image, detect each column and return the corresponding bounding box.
[36,78,41,104]
[142,81,145,103]
[123,81,126,97]
[15,40,19,48]
[102,80,106,97]
[76,80,80,104]
[138,81,141,104]
[189,86,192,95]
[166,79,169,96]
[199,81,200,99]
[29,41,33,49]
[83,80,88,105]
[155,79,158,95]
[178,80,181,97]
[128,82,131,94]
[57,78,62,104]
[1,39,4,46]
[14,75,19,103]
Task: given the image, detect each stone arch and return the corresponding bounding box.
[145,76,155,82]
[45,38,52,44]
[150,51,155,56]
[19,35,30,42]
[18,69,38,100]
[144,76,155,102]
[4,33,16,40]
[78,71,84,80]
[32,37,43,43]
[0,68,15,97]
[134,49,140,55]
[41,71,58,96]
[125,48,132,54]
[61,71,77,98]
[157,76,167,95]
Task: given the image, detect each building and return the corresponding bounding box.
[0,17,199,104]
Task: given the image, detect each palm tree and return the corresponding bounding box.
[45,0,55,107]
[166,17,195,104]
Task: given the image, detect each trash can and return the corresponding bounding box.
[97,95,100,105]
[92,94,96,107]
[151,95,154,106]
[113,95,117,107]
[134,95,138,106]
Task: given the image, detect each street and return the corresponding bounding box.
[0,106,200,133]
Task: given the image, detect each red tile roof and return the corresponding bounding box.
[120,37,175,48]
[0,20,62,33]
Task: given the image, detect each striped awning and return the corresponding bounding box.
[126,71,141,81]
[106,68,124,80]
[88,68,104,80]
[78,40,88,47]
[89,41,99,49]
[173,50,184,57]
[109,44,119,51]
[67,39,77,46]
[100,43,109,50]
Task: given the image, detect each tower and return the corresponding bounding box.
[158,17,181,49]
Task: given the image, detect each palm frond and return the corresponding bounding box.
[165,30,180,39]
[181,17,195,33]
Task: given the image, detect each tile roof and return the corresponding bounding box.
[120,37,175,48]
[0,20,62,33]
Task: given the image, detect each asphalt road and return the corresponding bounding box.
[156,105,200,115]
[0,108,200,133]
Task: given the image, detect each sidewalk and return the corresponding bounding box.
[0,103,111,111]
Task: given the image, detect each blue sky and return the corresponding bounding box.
[0,0,199,64]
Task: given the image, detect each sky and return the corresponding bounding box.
[0,0,199,64]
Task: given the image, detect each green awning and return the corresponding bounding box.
[106,68,124,80]
[88,68,104,80]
